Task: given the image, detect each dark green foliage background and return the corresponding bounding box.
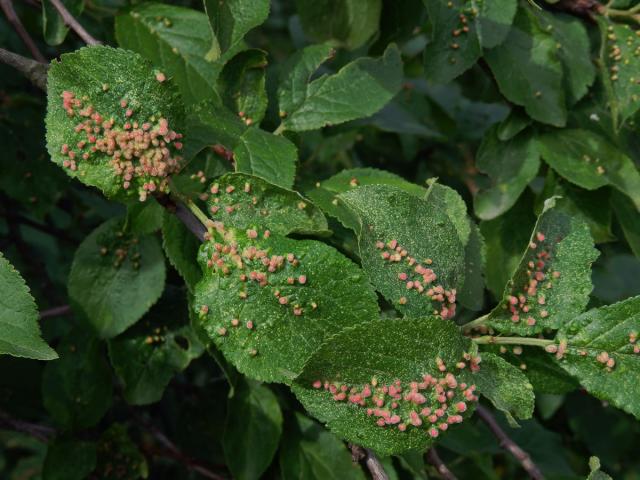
[2,0,640,478]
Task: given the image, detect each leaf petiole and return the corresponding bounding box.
[471,336,554,348]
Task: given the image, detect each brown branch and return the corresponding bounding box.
[350,445,389,480]
[0,47,47,89]
[426,448,458,480]
[46,0,100,45]
[0,0,46,62]
[154,193,207,242]
[553,0,603,19]
[40,304,71,319]
[0,409,56,442]
[475,405,544,480]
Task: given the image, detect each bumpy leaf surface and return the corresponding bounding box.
[483,198,598,335]
[46,46,185,201]
[0,252,57,360]
[193,227,379,383]
[556,295,640,419]
[68,217,166,339]
[339,185,465,319]
[292,317,479,455]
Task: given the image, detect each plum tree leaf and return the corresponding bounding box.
[162,213,202,291]
[108,289,204,405]
[485,7,566,127]
[42,0,84,46]
[223,379,282,480]
[193,227,379,383]
[537,129,640,211]
[612,191,640,258]
[43,439,97,480]
[280,412,366,480]
[116,3,222,105]
[277,44,403,132]
[422,0,517,83]
[294,0,382,50]
[0,252,57,361]
[93,424,149,479]
[206,173,328,235]
[339,184,465,318]
[68,217,166,339]
[481,197,598,336]
[46,46,186,202]
[554,296,640,419]
[473,126,540,221]
[42,329,113,430]
[218,49,268,124]
[292,317,479,455]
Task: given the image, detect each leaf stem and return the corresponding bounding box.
[48,0,101,45]
[462,313,490,331]
[155,193,207,242]
[273,123,285,136]
[471,336,554,348]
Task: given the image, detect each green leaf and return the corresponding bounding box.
[422,0,517,83]
[43,439,97,480]
[218,49,268,124]
[598,20,640,128]
[68,217,166,339]
[472,352,534,421]
[42,329,113,430]
[485,7,566,127]
[108,289,204,405]
[42,0,84,46]
[537,129,640,211]
[278,44,403,132]
[204,0,269,56]
[223,379,282,480]
[46,46,186,202]
[0,252,57,360]
[339,184,465,318]
[307,168,426,230]
[186,102,298,189]
[280,412,366,480]
[127,199,164,235]
[496,110,532,141]
[473,126,540,221]
[93,424,148,479]
[612,191,640,258]
[294,0,382,50]
[116,3,222,105]
[480,193,536,299]
[555,295,640,419]
[587,456,613,480]
[193,227,379,383]
[162,212,202,291]
[206,172,328,235]
[482,197,598,335]
[532,10,595,105]
[292,317,479,455]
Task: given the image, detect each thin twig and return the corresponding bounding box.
[154,193,207,242]
[11,214,76,244]
[426,448,458,480]
[0,0,46,62]
[47,0,100,45]
[0,46,47,89]
[0,409,56,442]
[40,304,71,319]
[350,445,389,480]
[475,405,544,480]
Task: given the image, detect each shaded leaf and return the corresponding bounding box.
[162,212,202,291]
[193,227,379,383]
[556,295,640,419]
[93,424,148,479]
[42,0,84,46]
[339,184,465,318]
[43,439,96,480]
[0,252,57,360]
[42,329,113,430]
[218,49,268,124]
[482,197,598,335]
[294,0,382,50]
[204,0,269,57]
[278,44,403,132]
[206,172,328,235]
[473,126,540,221]
[223,379,282,480]
[46,46,185,201]
[108,289,204,405]
[612,191,640,258]
[537,129,640,210]
[485,7,566,127]
[280,412,366,480]
[68,217,166,339]
[292,317,478,455]
[116,3,222,105]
